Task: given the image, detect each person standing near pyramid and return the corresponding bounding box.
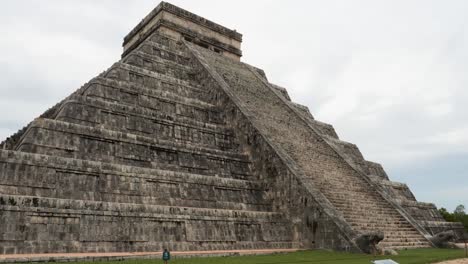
[162,248,171,264]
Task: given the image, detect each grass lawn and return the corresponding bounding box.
[59,248,467,264]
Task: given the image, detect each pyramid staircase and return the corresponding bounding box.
[187,41,433,251]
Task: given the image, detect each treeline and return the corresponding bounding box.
[438,204,468,231]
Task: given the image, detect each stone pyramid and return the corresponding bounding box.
[0,2,464,255]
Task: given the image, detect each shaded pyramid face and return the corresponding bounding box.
[0,1,463,255]
[0,32,296,253]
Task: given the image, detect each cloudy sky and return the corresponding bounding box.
[0,1,466,211]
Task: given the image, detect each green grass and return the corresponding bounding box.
[57,248,467,264]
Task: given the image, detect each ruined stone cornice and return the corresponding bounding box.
[122,19,242,58]
[124,1,242,46]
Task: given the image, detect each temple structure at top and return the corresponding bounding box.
[123,2,243,60]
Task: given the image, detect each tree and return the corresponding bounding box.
[455,204,466,216]
[439,207,455,222]
[438,206,468,231]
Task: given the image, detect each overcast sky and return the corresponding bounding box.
[0,0,466,211]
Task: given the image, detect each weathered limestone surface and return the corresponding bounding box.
[0,1,462,255]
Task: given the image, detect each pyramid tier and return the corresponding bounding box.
[0,150,272,211]
[15,119,253,180]
[0,195,294,254]
[57,86,237,152]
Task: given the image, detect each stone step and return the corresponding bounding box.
[342,212,402,220]
[15,119,253,179]
[384,237,425,242]
[314,173,368,183]
[383,245,431,250]
[378,241,430,248]
[358,230,424,238]
[317,182,378,193]
[316,180,370,188]
[325,191,388,200]
[346,212,404,218]
[348,220,412,227]
[345,215,405,221]
[351,221,414,228]
[334,202,396,210]
[55,96,237,152]
[332,204,397,214]
[316,178,370,186]
[352,226,417,233]
[385,232,425,241]
[384,232,424,236]
[349,222,410,229]
[332,202,394,210]
[356,226,421,233]
[382,237,426,243]
[351,225,415,232]
[352,225,418,233]
[327,198,395,209]
[345,213,407,220]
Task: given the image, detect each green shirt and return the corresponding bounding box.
[163,251,171,260]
